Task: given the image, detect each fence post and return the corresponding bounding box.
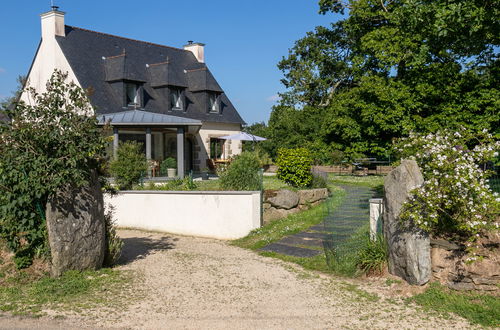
[369,198,384,240]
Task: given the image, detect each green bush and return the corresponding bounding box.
[325,227,387,277]
[160,157,177,175]
[137,174,198,191]
[102,206,123,267]
[357,234,387,275]
[276,148,313,187]
[219,151,261,191]
[109,141,147,190]
[0,70,108,268]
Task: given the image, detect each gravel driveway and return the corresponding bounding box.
[1,229,472,329]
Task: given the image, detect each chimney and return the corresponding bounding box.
[40,6,65,39]
[183,41,205,63]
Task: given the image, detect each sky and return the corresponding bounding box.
[0,1,339,124]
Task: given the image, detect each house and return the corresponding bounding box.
[20,6,245,177]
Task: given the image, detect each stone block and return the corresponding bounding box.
[448,281,475,291]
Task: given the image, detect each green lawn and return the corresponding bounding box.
[328,174,385,188]
[0,268,133,316]
[410,283,500,327]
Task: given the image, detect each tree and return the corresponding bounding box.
[271,0,500,159]
[0,70,108,268]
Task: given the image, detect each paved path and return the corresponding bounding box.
[261,185,377,258]
[0,229,471,329]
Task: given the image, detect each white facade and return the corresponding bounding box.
[20,10,81,106]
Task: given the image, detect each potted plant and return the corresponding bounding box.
[161,157,177,178]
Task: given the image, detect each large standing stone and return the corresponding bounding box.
[266,189,299,210]
[46,172,106,277]
[383,159,431,285]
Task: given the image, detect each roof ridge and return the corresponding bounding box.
[66,25,188,52]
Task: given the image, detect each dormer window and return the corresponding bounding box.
[170,87,184,110]
[125,83,141,107]
[208,92,219,113]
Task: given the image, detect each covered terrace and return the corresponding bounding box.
[98,110,202,178]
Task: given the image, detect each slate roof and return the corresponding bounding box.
[56,26,245,125]
[97,110,202,126]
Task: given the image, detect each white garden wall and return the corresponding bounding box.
[105,191,261,240]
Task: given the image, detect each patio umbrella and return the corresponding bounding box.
[218,132,267,142]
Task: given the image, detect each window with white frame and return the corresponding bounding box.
[170,87,183,110]
[208,92,219,113]
[125,83,141,107]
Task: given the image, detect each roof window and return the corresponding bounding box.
[125,83,141,107]
[208,92,219,113]
[170,87,184,111]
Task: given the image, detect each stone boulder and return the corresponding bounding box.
[383,159,431,285]
[263,207,300,224]
[266,189,299,210]
[46,172,106,277]
[298,188,328,205]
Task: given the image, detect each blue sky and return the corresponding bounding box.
[0,1,340,124]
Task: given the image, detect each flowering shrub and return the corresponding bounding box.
[395,129,500,240]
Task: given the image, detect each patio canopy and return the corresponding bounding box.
[96,109,202,128]
[218,132,267,141]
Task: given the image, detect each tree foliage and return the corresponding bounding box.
[268,0,500,160]
[0,70,108,268]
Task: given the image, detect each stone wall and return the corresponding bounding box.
[263,188,329,224]
[431,233,499,292]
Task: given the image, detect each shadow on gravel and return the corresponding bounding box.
[118,236,177,265]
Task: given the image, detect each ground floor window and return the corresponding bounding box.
[210,138,225,159]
